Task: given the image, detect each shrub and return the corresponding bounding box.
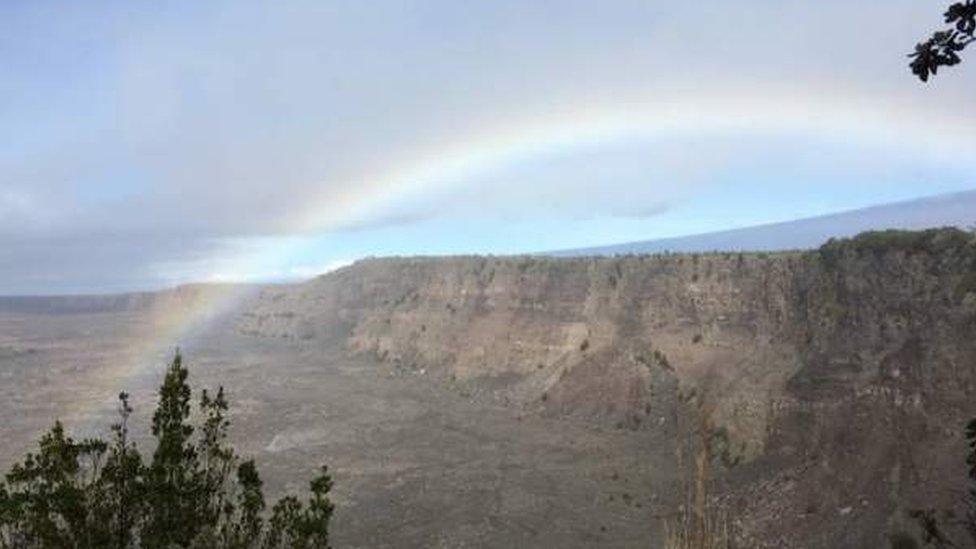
[819,228,973,268]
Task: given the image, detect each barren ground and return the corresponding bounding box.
[0,309,676,548]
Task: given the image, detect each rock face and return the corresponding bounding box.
[239,228,976,547]
[239,253,803,448]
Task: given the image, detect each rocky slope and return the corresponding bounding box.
[238,228,976,547]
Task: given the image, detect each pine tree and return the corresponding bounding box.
[0,351,334,548]
[263,467,334,549]
[225,459,265,548]
[302,466,334,549]
[0,421,111,548]
[100,392,144,548]
[142,351,203,548]
[198,387,235,530]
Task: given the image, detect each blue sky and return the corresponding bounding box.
[2,0,976,293]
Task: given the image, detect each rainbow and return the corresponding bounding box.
[64,283,255,426]
[293,87,976,236]
[79,88,976,420]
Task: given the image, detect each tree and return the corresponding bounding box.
[100,392,144,549]
[0,351,333,548]
[142,352,201,548]
[0,422,110,548]
[909,1,976,81]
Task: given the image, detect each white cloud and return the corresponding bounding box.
[2,0,976,292]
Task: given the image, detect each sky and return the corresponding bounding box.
[2,0,976,294]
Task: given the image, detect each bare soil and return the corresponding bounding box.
[0,309,677,548]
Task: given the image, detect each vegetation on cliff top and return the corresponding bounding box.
[820,227,973,257]
[817,228,976,281]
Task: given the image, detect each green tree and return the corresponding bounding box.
[100,392,145,549]
[225,459,266,548]
[909,1,976,81]
[142,351,203,548]
[0,351,333,548]
[263,467,334,549]
[0,422,111,548]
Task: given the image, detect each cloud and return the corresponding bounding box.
[2,0,976,292]
[615,203,671,220]
[0,235,226,295]
[330,210,441,234]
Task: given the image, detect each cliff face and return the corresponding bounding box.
[239,253,801,451]
[238,229,976,546]
[240,230,976,446]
